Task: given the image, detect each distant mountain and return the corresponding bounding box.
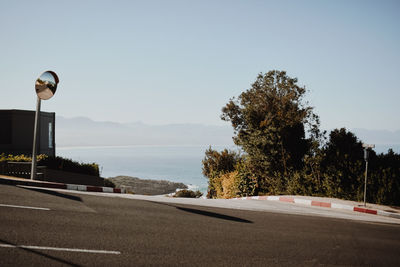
[55,116,234,147]
[55,116,399,151]
[351,128,400,145]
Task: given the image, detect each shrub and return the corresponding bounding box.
[202,147,241,198]
[104,179,116,188]
[208,171,235,199]
[202,147,241,178]
[0,153,100,177]
[39,156,100,176]
[0,154,47,162]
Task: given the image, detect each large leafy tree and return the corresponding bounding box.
[321,128,365,200]
[221,70,320,193]
[321,128,400,204]
[368,149,400,205]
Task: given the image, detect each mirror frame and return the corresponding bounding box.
[35,71,59,100]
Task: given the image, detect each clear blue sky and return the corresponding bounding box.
[1,0,399,131]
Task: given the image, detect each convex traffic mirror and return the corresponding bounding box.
[31,70,59,180]
[35,71,59,100]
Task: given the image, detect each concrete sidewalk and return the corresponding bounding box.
[0,175,124,194]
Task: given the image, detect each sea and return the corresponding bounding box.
[57,144,399,195]
[57,145,235,194]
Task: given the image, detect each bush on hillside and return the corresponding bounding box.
[104,178,116,188]
[174,189,203,198]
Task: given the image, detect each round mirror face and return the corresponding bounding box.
[35,71,58,100]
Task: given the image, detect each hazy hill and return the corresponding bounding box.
[56,116,234,147]
[351,128,400,145]
[55,116,400,151]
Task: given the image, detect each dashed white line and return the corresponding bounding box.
[0,204,50,211]
[0,244,121,255]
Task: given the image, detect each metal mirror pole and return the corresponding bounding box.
[31,70,59,180]
[363,156,368,207]
[31,96,41,180]
[362,143,375,207]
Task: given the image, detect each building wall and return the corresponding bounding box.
[0,110,55,156]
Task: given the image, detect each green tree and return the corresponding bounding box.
[321,128,365,200]
[221,70,320,193]
[368,149,400,205]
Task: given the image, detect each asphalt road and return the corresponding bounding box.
[1,184,400,266]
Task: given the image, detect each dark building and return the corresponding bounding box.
[0,109,55,156]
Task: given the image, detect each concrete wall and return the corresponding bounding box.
[0,110,55,156]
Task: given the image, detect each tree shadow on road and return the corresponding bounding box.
[19,186,82,202]
[149,201,253,223]
[0,238,82,267]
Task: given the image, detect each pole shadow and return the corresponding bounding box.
[149,201,253,224]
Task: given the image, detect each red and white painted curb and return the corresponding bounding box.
[233,196,400,220]
[28,182,125,194]
[64,184,124,193]
[0,176,124,194]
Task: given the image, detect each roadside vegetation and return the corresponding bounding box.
[203,70,400,206]
[104,178,116,188]
[108,176,187,195]
[0,154,100,176]
[173,189,203,198]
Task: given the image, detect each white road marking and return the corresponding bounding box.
[0,204,50,211]
[0,244,121,254]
